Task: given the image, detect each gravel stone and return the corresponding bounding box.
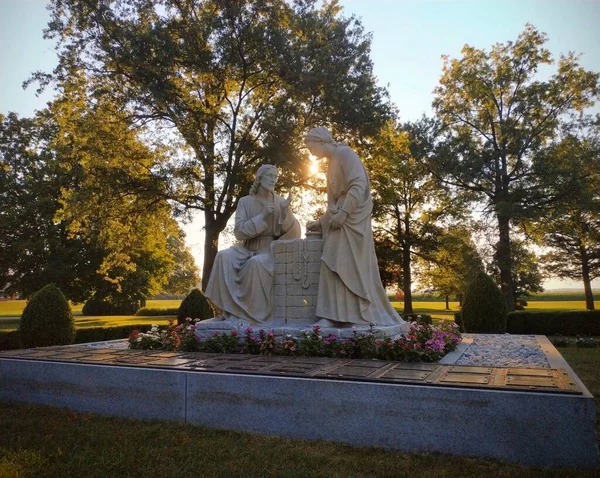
[456,334,550,368]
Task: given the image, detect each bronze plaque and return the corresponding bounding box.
[441,374,490,384]
[326,366,376,378]
[393,363,437,371]
[349,360,387,369]
[383,369,430,381]
[82,355,120,362]
[148,358,197,367]
[507,368,553,377]
[506,376,558,388]
[448,366,492,374]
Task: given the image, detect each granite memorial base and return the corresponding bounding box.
[0,337,597,469]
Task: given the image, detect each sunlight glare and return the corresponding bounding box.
[309,156,319,175]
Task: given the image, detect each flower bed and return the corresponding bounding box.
[128,319,462,362]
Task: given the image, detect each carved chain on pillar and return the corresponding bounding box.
[292,239,310,289]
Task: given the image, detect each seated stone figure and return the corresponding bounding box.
[205,164,301,324]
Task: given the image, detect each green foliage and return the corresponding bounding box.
[431,24,599,310]
[135,307,179,317]
[535,121,600,311]
[163,233,200,295]
[0,330,21,350]
[0,113,104,301]
[40,0,392,288]
[177,288,214,325]
[507,311,600,335]
[370,119,461,313]
[74,324,153,344]
[82,297,139,316]
[199,331,239,354]
[491,239,544,303]
[419,226,484,303]
[19,284,75,348]
[461,272,507,333]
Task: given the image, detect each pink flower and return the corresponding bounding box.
[290,346,296,352]
[186,317,192,322]
[231,330,238,336]
[268,332,274,337]
[314,325,321,331]
[246,327,253,333]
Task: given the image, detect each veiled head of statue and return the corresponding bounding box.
[305,127,335,144]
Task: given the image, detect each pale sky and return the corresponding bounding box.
[1,0,599,290]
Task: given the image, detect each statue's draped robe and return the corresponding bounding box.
[317,146,405,326]
[205,194,300,324]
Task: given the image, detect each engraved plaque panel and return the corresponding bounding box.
[441,374,490,384]
[507,368,553,377]
[349,360,388,369]
[147,358,197,367]
[393,363,437,371]
[383,369,430,381]
[506,376,558,388]
[448,366,492,374]
[326,366,375,378]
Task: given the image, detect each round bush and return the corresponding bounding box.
[82,297,139,316]
[177,288,214,324]
[461,272,507,333]
[19,284,75,348]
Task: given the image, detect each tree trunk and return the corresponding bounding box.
[580,248,595,310]
[402,245,413,314]
[496,214,515,312]
[445,295,450,310]
[201,215,226,291]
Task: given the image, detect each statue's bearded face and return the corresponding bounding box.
[259,169,278,192]
[305,138,326,159]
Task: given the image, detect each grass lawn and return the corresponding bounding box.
[0,300,181,331]
[1,346,598,477]
[2,299,598,331]
[391,300,600,320]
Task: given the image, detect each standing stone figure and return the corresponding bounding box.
[305,127,406,327]
[205,164,301,324]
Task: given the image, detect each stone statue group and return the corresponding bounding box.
[205,127,406,329]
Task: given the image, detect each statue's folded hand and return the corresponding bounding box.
[306,219,322,232]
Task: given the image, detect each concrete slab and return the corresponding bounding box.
[0,337,597,468]
[0,359,187,422]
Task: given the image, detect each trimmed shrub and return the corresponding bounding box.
[401,313,433,325]
[19,284,75,348]
[507,311,600,335]
[0,330,21,351]
[461,272,507,333]
[177,288,214,325]
[135,307,179,317]
[82,297,139,316]
[454,311,463,329]
[74,324,154,344]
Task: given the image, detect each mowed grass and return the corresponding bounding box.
[2,299,598,330]
[1,347,598,477]
[391,300,600,320]
[0,300,180,331]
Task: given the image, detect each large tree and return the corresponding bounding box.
[418,226,484,309]
[0,112,103,301]
[369,119,460,314]
[431,24,598,311]
[37,0,391,288]
[536,123,600,310]
[0,85,189,304]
